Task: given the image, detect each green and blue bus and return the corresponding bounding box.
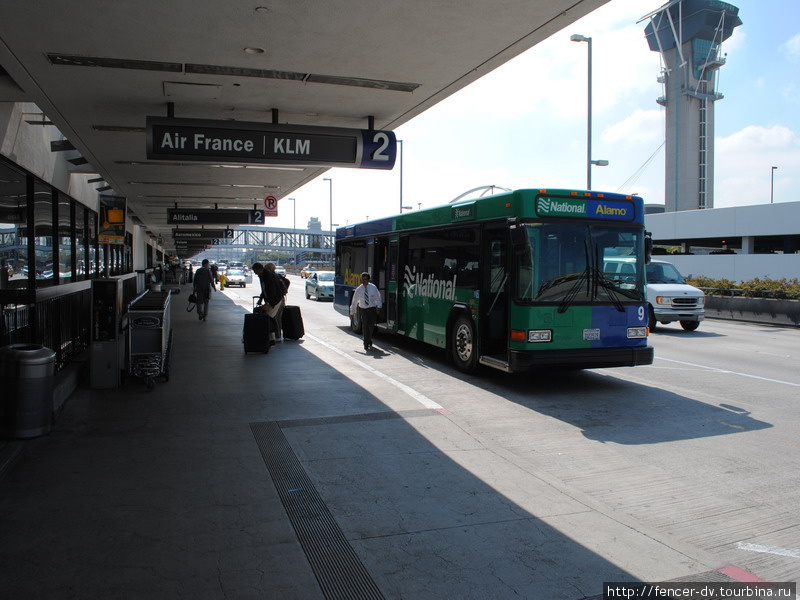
[334,188,654,373]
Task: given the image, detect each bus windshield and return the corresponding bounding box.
[516,223,645,304]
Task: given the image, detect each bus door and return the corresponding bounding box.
[385,237,399,331]
[375,237,392,328]
[480,225,509,364]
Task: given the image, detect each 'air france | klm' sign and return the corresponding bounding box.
[146,117,396,169]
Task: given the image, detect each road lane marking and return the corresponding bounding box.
[736,542,800,559]
[656,357,800,388]
[306,333,446,412]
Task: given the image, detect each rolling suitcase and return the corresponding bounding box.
[243,312,272,353]
[282,305,305,340]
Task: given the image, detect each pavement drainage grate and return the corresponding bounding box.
[250,421,385,600]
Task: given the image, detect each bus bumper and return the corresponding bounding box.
[508,345,654,371]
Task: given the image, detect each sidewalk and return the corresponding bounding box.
[0,283,327,599]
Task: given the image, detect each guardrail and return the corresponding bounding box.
[0,273,140,372]
[701,292,800,327]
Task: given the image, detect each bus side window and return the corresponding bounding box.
[458,245,480,289]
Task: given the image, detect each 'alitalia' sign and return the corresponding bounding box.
[536,196,634,221]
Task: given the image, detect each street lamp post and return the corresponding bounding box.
[571,34,592,189]
[571,34,608,190]
[286,197,296,265]
[398,139,404,212]
[771,166,777,204]
[323,177,333,231]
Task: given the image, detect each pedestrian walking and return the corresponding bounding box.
[349,272,381,350]
[192,259,216,321]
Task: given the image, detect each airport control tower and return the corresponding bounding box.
[642,0,741,212]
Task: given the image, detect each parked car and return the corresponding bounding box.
[646,260,705,331]
[224,268,247,287]
[305,270,334,300]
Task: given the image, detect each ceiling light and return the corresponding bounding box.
[93,125,147,133]
[47,53,182,72]
[244,47,266,55]
[185,63,420,92]
[114,160,303,172]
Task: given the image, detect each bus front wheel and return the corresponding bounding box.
[451,316,478,373]
[350,310,362,334]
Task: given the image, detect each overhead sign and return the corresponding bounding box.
[172,229,227,240]
[99,196,126,245]
[264,195,278,217]
[535,196,635,222]
[146,116,396,169]
[168,208,265,225]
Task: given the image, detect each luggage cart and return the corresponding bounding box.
[128,290,172,391]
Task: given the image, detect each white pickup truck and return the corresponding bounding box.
[646,260,705,331]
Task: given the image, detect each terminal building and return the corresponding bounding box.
[645,201,800,281]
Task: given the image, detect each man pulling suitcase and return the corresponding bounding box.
[252,262,284,344]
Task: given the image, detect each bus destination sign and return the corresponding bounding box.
[535,196,634,221]
[147,117,396,170]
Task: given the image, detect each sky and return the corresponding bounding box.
[269,0,800,231]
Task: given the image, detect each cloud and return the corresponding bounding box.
[602,109,664,144]
[781,33,800,62]
[715,125,800,207]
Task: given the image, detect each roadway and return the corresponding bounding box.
[1,274,797,599]
[228,275,800,593]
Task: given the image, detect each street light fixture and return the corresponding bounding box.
[771,166,777,204]
[571,34,609,189]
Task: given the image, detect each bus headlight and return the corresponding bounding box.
[528,329,552,343]
[627,327,648,339]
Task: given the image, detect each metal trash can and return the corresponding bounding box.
[0,344,56,439]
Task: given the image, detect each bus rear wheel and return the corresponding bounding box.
[451,316,478,373]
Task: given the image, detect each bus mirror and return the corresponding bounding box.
[508,218,527,249]
[644,231,653,264]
